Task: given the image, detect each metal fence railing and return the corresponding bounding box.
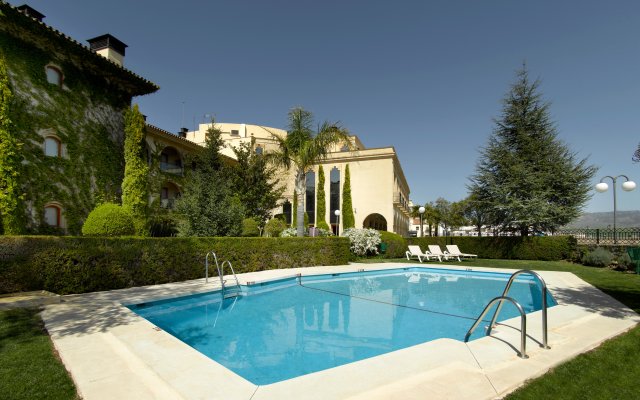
[556,228,640,245]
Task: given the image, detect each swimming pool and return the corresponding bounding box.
[128,267,555,385]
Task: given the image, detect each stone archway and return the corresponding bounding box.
[363,213,387,231]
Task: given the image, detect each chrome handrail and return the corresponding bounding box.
[221,260,241,292]
[205,251,219,284]
[488,270,550,349]
[464,296,528,359]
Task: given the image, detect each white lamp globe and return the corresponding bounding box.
[334,210,341,216]
[622,181,636,192]
[419,206,425,214]
[595,182,609,193]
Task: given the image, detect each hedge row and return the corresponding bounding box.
[0,236,351,295]
[405,236,578,261]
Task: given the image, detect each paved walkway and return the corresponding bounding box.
[40,263,639,400]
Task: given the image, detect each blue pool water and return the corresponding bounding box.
[128,267,555,385]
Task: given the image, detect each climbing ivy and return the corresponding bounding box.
[0,12,138,234]
[0,50,24,234]
[315,165,329,230]
[342,164,355,229]
[122,104,149,235]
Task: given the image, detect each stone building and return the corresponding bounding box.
[0,3,157,233]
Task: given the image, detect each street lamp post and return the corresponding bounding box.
[595,175,636,244]
[418,206,425,238]
[334,210,341,236]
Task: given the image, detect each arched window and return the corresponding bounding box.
[44,136,61,157]
[45,66,63,86]
[330,167,340,231]
[44,203,62,227]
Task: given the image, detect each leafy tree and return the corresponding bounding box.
[228,140,284,230]
[316,165,330,230]
[468,65,597,235]
[122,104,149,235]
[174,121,244,236]
[0,51,24,234]
[342,164,355,229]
[434,198,466,235]
[460,193,491,237]
[267,107,351,236]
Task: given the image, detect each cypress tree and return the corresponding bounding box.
[0,51,24,234]
[342,164,355,229]
[122,104,149,235]
[292,190,297,228]
[316,165,330,230]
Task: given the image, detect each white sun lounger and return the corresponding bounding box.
[446,245,478,259]
[428,245,460,262]
[406,245,440,262]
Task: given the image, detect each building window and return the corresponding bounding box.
[330,167,340,231]
[44,136,61,157]
[255,146,263,155]
[44,204,61,227]
[45,66,63,86]
[305,171,315,225]
[231,130,239,136]
[282,200,292,225]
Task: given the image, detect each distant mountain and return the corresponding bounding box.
[564,211,640,228]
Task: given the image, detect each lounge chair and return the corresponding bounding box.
[406,245,440,262]
[428,245,460,262]
[446,244,478,259]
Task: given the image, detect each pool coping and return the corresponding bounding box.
[41,263,640,400]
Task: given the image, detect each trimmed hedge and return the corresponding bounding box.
[379,231,406,258]
[407,236,577,261]
[0,236,351,295]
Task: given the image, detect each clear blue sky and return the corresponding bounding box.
[18,0,640,213]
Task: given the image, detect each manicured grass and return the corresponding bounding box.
[0,308,77,400]
[358,257,640,398]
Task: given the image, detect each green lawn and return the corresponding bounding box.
[0,308,77,400]
[359,257,640,398]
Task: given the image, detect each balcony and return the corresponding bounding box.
[393,193,412,216]
[160,161,183,176]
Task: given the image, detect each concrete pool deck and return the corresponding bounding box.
[41,263,639,400]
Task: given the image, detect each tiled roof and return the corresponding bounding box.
[0,1,159,95]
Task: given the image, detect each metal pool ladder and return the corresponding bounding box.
[464,269,550,359]
[205,251,242,298]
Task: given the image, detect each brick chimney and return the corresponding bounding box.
[87,34,127,67]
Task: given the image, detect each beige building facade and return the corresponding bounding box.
[186,123,412,236]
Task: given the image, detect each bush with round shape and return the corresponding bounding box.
[378,231,407,258]
[582,247,613,267]
[343,228,381,256]
[81,203,135,237]
[280,227,298,237]
[241,218,260,237]
[264,218,287,237]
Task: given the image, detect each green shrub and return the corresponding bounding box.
[265,218,287,237]
[582,247,614,267]
[379,231,406,258]
[0,236,351,295]
[616,252,634,271]
[81,203,135,237]
[241,218,260,237]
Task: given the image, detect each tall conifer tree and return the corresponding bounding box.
[468,65,596,235]
[342,164,355,229]
[316,165,329,230]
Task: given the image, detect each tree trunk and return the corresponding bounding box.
[476,224,482,237]
[295,170,306,237]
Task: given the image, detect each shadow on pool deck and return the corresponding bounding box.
[548,283,638,319]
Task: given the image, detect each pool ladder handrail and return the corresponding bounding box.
[464,296,528,358]
[464,269,550,358]
[205,251,241,297]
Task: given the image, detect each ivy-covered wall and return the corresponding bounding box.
[0,5,156,234]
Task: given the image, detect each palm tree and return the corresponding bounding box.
[267,107,351,237]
